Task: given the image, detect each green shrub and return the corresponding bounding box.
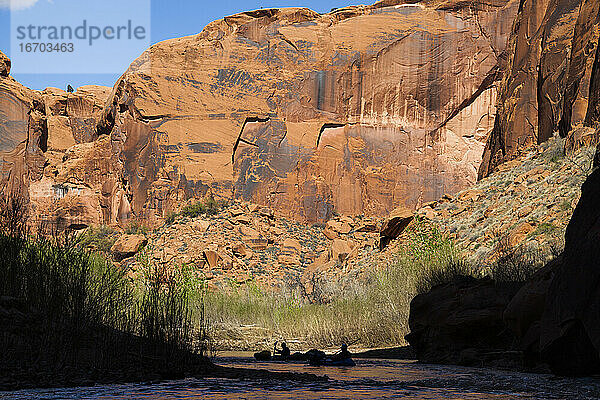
[534,222,558,236]
[559,200,572,212]
[167,197,229,224]
[78,224,119,253]
[124,221,149,235]
[165,212,178,225]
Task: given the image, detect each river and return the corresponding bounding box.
[2,356,600,399]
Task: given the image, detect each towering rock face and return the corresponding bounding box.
[480,0,600,177]
[29,85,114,229]
[0,50,113,229]
[2,1,520,225]
[0,51,44,202]
[99,0,518,222]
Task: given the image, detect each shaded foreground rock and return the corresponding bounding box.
[407,149,600,376]
[406,277,521,368]
[539,165,600,376]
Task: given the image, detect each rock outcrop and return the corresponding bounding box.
[406,276,521,367]
[379,206,414,250]
[0,51,10,77]
[0,50,45,202]
[90,0,518,223]
[407,144,600,376]
[0,50,117,230]
[480,0,600,177]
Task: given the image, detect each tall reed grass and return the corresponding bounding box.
[0,195,206,375]
[204,217,551,350]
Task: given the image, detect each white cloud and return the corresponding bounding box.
[0,0,39,10]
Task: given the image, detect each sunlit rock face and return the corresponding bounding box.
[0,49,114,229]
[99,0,518,222]
[480,0,600,178]
[0,54,43,203]
[2,1,520,225]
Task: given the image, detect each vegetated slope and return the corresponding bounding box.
[419,135,596,265]
[121,134,594,295]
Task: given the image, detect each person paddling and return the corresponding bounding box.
[274,341,291,359]
[332,343,351,361]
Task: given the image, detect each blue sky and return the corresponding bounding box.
[0,0,354,90]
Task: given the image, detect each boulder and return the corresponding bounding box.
[326,220,352,235]
[203,250,221,269]
[379,207,414,250]
[269,226,285,237]
[0,51,10,77]
[329,239,353,263]
[278,254,301,266]
[281,238,302,255]
[220,253,234,270]
[355,222,378,233]
[239,226,261,240]
[322,225,338,240]
[232,242,251,258]
[233,215,252,225]
[229,208,246,217]
[111,234,147,261]
[259,207,274,219]
[191,220,210,232]
[247,238,269,251]
[406,277,521,367]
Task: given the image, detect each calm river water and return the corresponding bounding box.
[2,357,600,399]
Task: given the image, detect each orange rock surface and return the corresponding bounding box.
[96,0,517,223]
[2,0,520,226]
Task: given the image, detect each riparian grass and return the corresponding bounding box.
[203,218,468,349]
[0,196,207,372]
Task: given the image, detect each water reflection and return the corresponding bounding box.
[3,357,600,399]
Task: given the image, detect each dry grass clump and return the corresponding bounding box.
[205,218,466,349]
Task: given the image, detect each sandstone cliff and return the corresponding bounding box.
[0,50,112,229]
[480,0,600,177]
[2,1,521,226]
[93,0,518,224]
